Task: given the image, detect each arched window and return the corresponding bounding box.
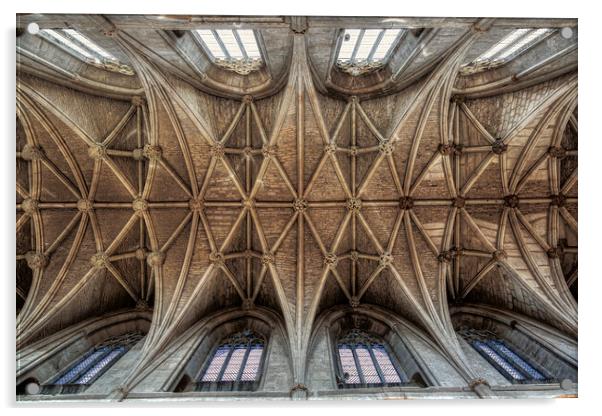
[336,329,407,388]
[194,29,263,75]
[41,332,144,395]
[459,329,553,384]
[197,330,266,391]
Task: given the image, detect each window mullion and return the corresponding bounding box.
[367,29,385,62]
[350,29,365,63]
[232,30,248,60]
[236,344,252,382]
[211,29,231,60]
[489,30,533,63]
[216,346,234,382]
[351,346,365,384]
[367,345,386,384]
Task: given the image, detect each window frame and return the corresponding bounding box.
[41,332,144,395]
[460,28,557,75]
[459,329,554,384]
[192,29,266,75]
[334,28,406,77]
[38,28,135,76]
[195,329,268,392]
[334,329,411,389]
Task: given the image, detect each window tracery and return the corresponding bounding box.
[197,330,265,391]
[459,329,552,383]
[336,29,404,76]
[195,29,263,75]
[336,329,405,387]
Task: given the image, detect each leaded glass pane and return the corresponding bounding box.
[75,347,124,384]
[372,345,403,383]
[200,346,230,382]
[338,346,361,384]
[220,347,246,381]
[488,341,545,380]
[473,341,526,381]
[54,348,109,385]
[240,345,263,381]
[355,347,381,383]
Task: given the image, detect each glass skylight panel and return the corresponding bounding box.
[39,29,134,75]
[195,29,263,75]
[337,28,404,76]
[463,28,554,73]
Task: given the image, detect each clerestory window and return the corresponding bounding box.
[194,29,263,75]
[39,29,134,75]
[336,329,406,388]
[42,332,144,394]
[459,329,552,383]
[461,28,554,74]
[197,330,265,391]
[336,29,404,76]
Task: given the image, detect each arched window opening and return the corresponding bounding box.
[336,28,404,76]
[38,29,134,75]
[196,329,266,391]
[459,329,553,384]
[40,332,144,395]
[194,29,263,75]
[461,28,554,74]
[336,329,410,388]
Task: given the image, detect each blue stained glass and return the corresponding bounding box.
[54,348,110,385]
[473,341,526,381]
[75,348,124,384]
[355,347,381,383]
[221,347,246,381]
[488,341,545,380]
[201,346,230,382]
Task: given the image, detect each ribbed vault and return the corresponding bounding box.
[16,15,577,393]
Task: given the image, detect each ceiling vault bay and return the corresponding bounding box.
[16,15,578,394]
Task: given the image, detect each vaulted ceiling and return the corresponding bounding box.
[16,15,578,386]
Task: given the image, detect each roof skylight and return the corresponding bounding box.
[195,29,263,75]
[337,28,403,76]
[39,29,134,76]
[461,28,554,74]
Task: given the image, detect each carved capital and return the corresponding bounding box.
[25,251,48,269]
[293,198,308,213]
[452,196,466,208]
[135,248,147,261]
[261,144,278,159]
[437,251,453,263]
[210,142,225,159]
[289,383,309,400]
[503,194,519,208]
[209,251,225,266]
[379,252,393,268]
[547,246,563,259]
[378,140,394,155]
[188,198,204,212]
[21,144,44,161]
[324,142,338,155]
[399,196,414,210]
[261,252,275,266]
[346,197,362,213]
[289,16,308,34]
[242,298,254,310]
[147,251,165,267]
[21,198,39,214]
[143,144,162,161]
[349,296,360,308]
[550,193,566,207]
[242,95,254,103]
[132,197,148,215]
[324,253,338,268]
[492,250,507,262]
[135,299,150,310]
[491,139,507,155]
[90,252,109,269]
[88,144,107,161]
[548,146,567,159]
[469,378,490,390]
[77,199,94,213]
